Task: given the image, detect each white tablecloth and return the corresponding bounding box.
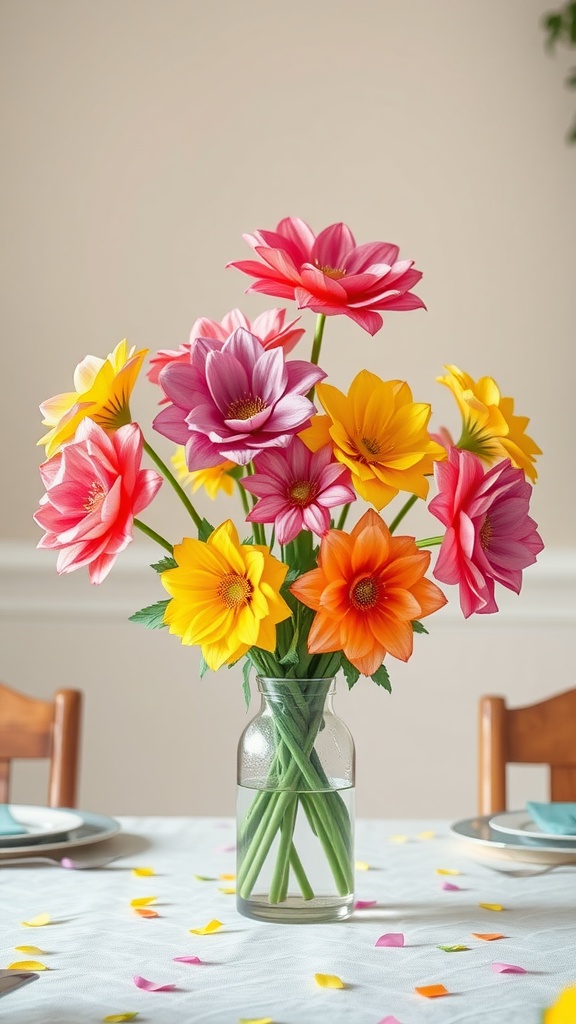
[1,817,575,1024]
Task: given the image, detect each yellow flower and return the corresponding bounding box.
[437,365,541,482]
[299,370,445,511]
[38,339,147,457]
[170,447,235,499]
[161,520,291,671]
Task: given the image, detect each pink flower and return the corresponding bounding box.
[428,447,544,617]
[227,217,425,335]
[34,419,162,584]
[241,438,356,545]
[147,308,305,400]
[152,327,325,468]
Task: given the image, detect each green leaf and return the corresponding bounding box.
[198,517,215,542]
[242,534,255,545]
[241,660,252,710]
[129,600,170,629]
[341,655,360,690]
[150,555,178,573]
[371,663,392,693]
[278,626,300,666]
[412,619,429,635]
[199,654,210,679]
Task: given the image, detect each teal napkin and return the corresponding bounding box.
[0,805,27,836]
[527,801,576,836]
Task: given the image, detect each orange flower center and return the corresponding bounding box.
[314,259,347,280]
[350,574,380,610]
[288,479,318,507]
[84,481,106,513]
[480,515,493,550]
[226,394,267,420]
[218,573,253,609]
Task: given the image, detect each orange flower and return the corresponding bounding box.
[290,509,447,676]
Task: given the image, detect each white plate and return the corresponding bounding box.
[489,809,576,844]
[450,815,576,864]
[0,809,120,857]
[0,806,84,846]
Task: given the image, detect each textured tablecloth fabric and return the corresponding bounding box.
[1,817,575,1024]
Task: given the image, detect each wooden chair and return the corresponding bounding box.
[478,689,576,815]
[0,683,82,808]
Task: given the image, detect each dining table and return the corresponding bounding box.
[1,815,575,1024]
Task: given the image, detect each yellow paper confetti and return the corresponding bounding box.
[543,985,576,1024]
[7,960,49,971]
[436,868,461,876]
[219,873,236,880]
[21,913,50,928]
[415,984,449,998]
[355,860,370,871]
[103,1015,139,1023]
[130,896,157,907]
[238,1018,273,1024]
[14,946,45,955]
[218,887,236,894]
[189,919,223,935]
[418,830,436,840]
[389,834,408,843]
[134,908,159,918]
[132,867,155,877]
[471,932,504,941]
[314,973,345,989]
[479,903,504,911]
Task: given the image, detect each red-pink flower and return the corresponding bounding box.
[147,308,305,399]
[227,217,425,335]
[34,419,162,584]
[428,448,544,617]
[241,438,356,545]
[152,327,325,468]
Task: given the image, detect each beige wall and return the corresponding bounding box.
[1,0,575,818]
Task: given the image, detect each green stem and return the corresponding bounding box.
[269,796,298,903]
[237,480,251,518]
[416,536,443,548]
[336,503,351,531]
[389,493,418,534]
[306,313,326,401]
[133,518,173,554]
[143,440,203,530]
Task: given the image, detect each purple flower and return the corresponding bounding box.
[241,437,356,545]
[153,328,325,468]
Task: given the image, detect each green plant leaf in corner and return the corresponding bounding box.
[150,556,178,572]
[129,599,170,629]
[198,517,216,542]
[241,660,252,710]
[412,619,429,635]
[371,663,392,693]
[341,655,360,690]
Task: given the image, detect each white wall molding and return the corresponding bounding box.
[0,542,575,628]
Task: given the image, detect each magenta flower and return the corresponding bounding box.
[34,419,162,584]
[147,307,305,399]
[428,447,544,617]
[227,217,425,335]
[152,327,325,468]
[241,438,356,545]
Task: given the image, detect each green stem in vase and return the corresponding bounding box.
[143,440,203,531]
[306,313,326,401]
[389,493,418,534]
[133,519,173,554]
[416,535,443,548]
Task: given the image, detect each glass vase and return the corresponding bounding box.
[236,676,355,923]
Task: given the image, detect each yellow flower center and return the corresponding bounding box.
[226,394,267,420]
[84,481,106,513]
[288,480,318,507]
[218,573,253,609]
[314,259,347,280]
[350,575,379,610]
[480,515,493,550]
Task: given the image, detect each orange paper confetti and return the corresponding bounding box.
[132,867,155,877]
[130,897,157,907]
[21,913,50,928]
[189,919,223,935]
[7,960,49,971]
[134,908,159,918]
[14,946,45,955]
[472,933,504,941]
[314,973,345,989]
[103,1016,139,1023]
[415,984,449,998]
[479,903,504,912]
[436,868,461,876]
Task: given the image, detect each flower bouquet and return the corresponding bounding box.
[35,217,543,923]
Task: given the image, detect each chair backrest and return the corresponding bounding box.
[478,688,576,815]
[0,683,82,808]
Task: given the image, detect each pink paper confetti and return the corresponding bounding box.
[172,956,205,965]
[133,976,175,992]
[375,932,405,948]
[354,899,378,909]
[492,962,527,974]
[442,881,462,891]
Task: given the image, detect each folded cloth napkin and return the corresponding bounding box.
[0,805,27,836]
[527,801,576,836]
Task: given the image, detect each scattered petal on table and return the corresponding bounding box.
[134,908,160,918]
[130,897,157,907]
[354,900,378,909]
[219,873,236,880]
[479,903,504,911]
[472,933,505,941]
[377,1017,402,1024]
[189,919,223,935]
[492,962,527,974]
[417,831,435,840]
[215,844,236,853]
[194,875,217,882]
[543,985,576,1024]
[21,913,50,927]
[218,887,236,894]
[7,960,49,971]
[238,1018,273,1024]
[389,835,408,843]
[355,860,370,871]
[314,973,345,989]
[132,867,155,877]
[173,956,205,965]
[415,984,449,998]
[133,976,175,992]
[103,1015,139,1023]
[375,933,404,948]
[442,882,462,891]
[436,868,460,876]
[438,945,470,952]
[14,946,45,954]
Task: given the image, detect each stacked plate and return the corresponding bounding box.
[450,808,576,864]
[0,805,120,858]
